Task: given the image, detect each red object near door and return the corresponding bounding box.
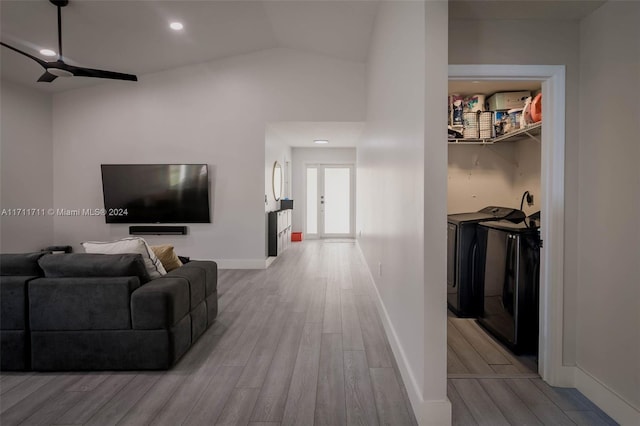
[292,232,303,242]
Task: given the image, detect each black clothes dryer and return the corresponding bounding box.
[447,206,525,317]
[475,217,541,354]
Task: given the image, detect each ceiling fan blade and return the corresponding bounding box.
[3,1,138,84]
[0,42,47,67]
[37,71,58,82]
[66,65,138,81]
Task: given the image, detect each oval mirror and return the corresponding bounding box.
[272,161,283,202]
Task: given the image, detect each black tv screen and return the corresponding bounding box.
[101,164,211,223]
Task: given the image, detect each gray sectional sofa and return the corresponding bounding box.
[0,252,218,371]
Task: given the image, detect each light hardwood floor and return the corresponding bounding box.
[447,317,537,377]
[448,378,618,426]
[0,240,417,426]
[446,305,618,425]
[0,240,618,425]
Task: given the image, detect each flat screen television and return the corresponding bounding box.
[101,164,211,224]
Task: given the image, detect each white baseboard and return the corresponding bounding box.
[543,364,576,388]
[421,399,452,426]
[265,256,278,268]
[367,276,424,420]
[357,245,451,425]
[216,258,269,269]
[574,366,640,425]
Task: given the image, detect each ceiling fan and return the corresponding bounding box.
[0,0,137,83]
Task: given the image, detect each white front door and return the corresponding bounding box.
[305,164,355,238]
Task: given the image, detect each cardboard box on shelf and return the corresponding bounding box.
[487,91,531,111]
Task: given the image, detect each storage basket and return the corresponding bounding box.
[463,112,479,139]
[479,111,495,139]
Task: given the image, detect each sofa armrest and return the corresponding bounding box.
[180,261,218,296]
[131,277,190,330]
[29,277,140,331]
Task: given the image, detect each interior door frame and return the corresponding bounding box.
[304,163,356,239]
[449,65,569,387]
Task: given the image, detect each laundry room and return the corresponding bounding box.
[447,79,543,375]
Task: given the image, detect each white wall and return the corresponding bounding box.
[423,1,450,422]
[0,81,54,252]
[577,1,640,421]
[51,48,365,268]
[512,139,541,217]
[448,142,541,215]
[265,129,292,255]
[449,16,581,365]
[359,1,450,423]
[448,145,516,213]
[291,147,356,233]
[265,128,292,213]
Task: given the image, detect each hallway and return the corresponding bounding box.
[0,240,417,426]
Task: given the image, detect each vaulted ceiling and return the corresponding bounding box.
[1,0,606,93]
[0,0,378,92]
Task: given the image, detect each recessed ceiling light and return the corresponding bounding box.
[169,22,184,31]
[40,49,56,57]
[472,80,481,84]
[314,140,329,144]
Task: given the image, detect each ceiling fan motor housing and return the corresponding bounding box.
[48,68,73,77]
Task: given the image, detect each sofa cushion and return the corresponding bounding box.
[38,253,151,284]
[1,276,36,330]
[30,317,191,371]
[191,301,207,342]
[206,292,218,326]
[131,277,190,330]
[82,237,166,279]
[150,245,183,272]
[0,252,46,276]
[1,331,28,370]
[164,267,206,309]
[29,277,140,331]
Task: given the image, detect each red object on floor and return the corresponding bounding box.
[291,232,303,242]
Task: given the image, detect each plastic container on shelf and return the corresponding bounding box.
[465,94,486,112]
[503,108,523,133]
[487,91,531,111]
[451,95,464,126]
[530,93,542,122]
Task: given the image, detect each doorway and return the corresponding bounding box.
[305,164,355,238]
[448,64,567,386]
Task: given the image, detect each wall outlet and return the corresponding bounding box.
[378,262,382,277]
[358,230,362,238]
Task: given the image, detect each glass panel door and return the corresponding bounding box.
[323,167,351,235]
[306,167,318,236]
[305,164,354,238]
